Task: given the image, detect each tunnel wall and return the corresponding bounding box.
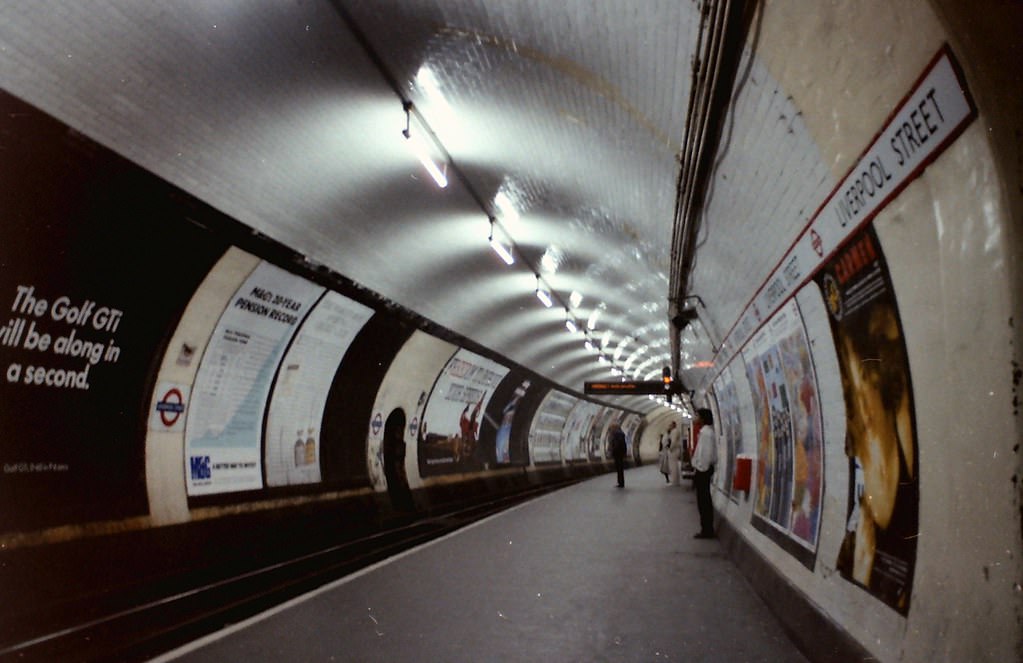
[698,2,1022,662]
[0,88,644,550]
[0,3,1018,661]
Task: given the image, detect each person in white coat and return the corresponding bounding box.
[667,421,682,486]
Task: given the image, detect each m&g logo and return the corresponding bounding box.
[190,455,211,480]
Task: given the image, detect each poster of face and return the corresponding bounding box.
[185,261,325,496]
[742,299,824,563]
[712,367,743,500]
[263,291,374,486]
[817,226,918,614]
[418,348,510,475]
[529,389,575,465]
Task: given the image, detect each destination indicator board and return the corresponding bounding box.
[584,380,670,395]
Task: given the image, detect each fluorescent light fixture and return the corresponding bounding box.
[569,291,583,309]
[587,307,602,330]
[535,277,553,308]
[585,340,595,353]
[540,246,562,274]
[490,238,514,264]
[488,219,514,265]
[494,190,520,225]
[404,131,448,188]
[565,317,578,334]
[416,65,441,92]
[402,102,448,188]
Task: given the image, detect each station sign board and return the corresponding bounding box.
[584,380,671,395]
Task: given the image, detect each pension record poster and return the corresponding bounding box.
[817,225,919,614]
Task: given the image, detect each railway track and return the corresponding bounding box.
[0,479,580,662]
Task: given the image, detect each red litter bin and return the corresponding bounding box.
[733,454,752,492]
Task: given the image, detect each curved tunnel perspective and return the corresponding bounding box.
[0,1,1020,662]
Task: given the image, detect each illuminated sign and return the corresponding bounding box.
[584,380,671,395]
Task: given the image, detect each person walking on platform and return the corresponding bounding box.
[610,422,627,488]
[658,431,670,483]
[692,408,717,538]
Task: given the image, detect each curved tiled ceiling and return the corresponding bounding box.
[0,0,709,414]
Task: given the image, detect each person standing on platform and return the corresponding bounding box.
[667,420,682,486]
[692,408,717,538]
[610,422,627,488]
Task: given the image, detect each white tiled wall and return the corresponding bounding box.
[705,2,1023,662]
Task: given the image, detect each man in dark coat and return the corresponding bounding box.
[610,422,628,488]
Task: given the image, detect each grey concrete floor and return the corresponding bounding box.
[158,465,808,662]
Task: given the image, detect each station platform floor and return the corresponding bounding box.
[155,465,809,662]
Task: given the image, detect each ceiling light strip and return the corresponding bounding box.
[334,5,651,401]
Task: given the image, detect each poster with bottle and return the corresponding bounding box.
[263,291,374,486]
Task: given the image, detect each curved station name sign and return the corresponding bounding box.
[714,46,976,369]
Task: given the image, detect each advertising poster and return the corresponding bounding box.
[817,226,918,614]
[747,328,793,528]
[712,368,743,500]
[777,301,824,547]
[563,400,600,462]
[587,406,614,460]
[506,379,550,466]
[621,413,642,458]
[477,371,532,466]
[263,291,374,487]
[585,407,608,460]
[744,330,776,523]
[0,90,227,530]
[185,262,324,496]
[529,390,575,464]
[418,348,510,475]
[743,299,824,565]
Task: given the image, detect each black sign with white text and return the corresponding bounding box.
[0,91,227,530]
